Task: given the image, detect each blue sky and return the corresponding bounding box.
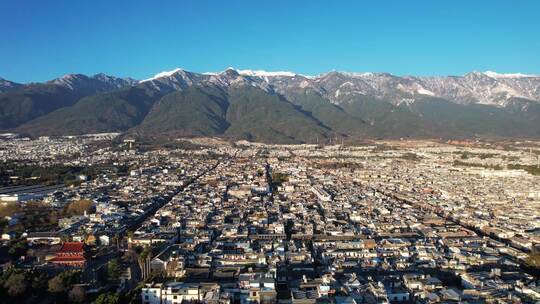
[1,0,539,83]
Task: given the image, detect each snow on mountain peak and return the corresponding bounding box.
[140,68,184,83]
[130,67,540,107]
[230,68,297,78]
[416,87,435,96]
[483,71,538,79]
[340,72,377,78]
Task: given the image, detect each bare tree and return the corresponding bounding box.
[68,285,86,303]
[3,272,27,297]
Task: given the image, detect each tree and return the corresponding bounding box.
[8,240,27,261]
[126,231,134,240]
[107,259,121,282]
[0,218,8,231]
[3,272,27,297]
[65,199,93,216]
[48,270,81,294]
[93,292,119,304]
[30,271,48,291]
[68,285,86,303]
[525,249,540,270]
[139,246,152,261]
[110,235,120,249]
[48,211,59,225]
[47,275,67,294]
[138,246,153,280]
[122,248,138,263]
[0,203,21,217]
[271,172,288,187]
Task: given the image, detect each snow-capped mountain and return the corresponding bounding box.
[140,68,540,107]
[267,70,540,107]
[482,71,539,79]
[3,68,540,142]
[0,73,139,130]
[0,77,23,93]
[415,72,540,106]
[140,68,275,93]
[49,73,138,91]
[92,73,138,88]
[231,68,298,78]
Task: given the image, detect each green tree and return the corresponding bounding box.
[93,292,119,304]
[107,259,121,282]
[139,246,152,260]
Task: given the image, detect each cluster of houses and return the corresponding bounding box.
[1,136,539,303]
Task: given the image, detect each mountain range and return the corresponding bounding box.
[1,68,539,143]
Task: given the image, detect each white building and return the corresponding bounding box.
[142,282,229,304]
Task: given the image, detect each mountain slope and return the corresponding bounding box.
[135,85,332,143]
[2,68,540,142]
[338,95,441,138]
[224,86,331,143]
[0,74,136,129]
[408,97,540,138]
[136,86,229,136]
[0,78,23,93]
[284,88,371,136]
[0,83,87,129]
[16,86,161,136]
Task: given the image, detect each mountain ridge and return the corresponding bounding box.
[2,68,540,143]
[138,68,540,107]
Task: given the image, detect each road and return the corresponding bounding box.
[82,159,223,290]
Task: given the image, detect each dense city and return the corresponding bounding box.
[0,134,539,303]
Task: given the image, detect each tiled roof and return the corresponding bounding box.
[58,242,84,253]
[51,256,86,262]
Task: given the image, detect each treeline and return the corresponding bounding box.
[0,201,59,233]
[0,269,82,302]
[453,160,540,175]
[317,161,364,169]
[508,164,540,176]
[452,160,503,170]
[398,153,423,161]
[0,162,129,186]
[0,199,94,235]
[459,151,497,160]
[0,268,125,303]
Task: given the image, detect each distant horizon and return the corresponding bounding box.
[3,67,540,84]
[2,0,540,83]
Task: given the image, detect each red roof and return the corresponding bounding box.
[51,256,86,262]
[58,242,85,253]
